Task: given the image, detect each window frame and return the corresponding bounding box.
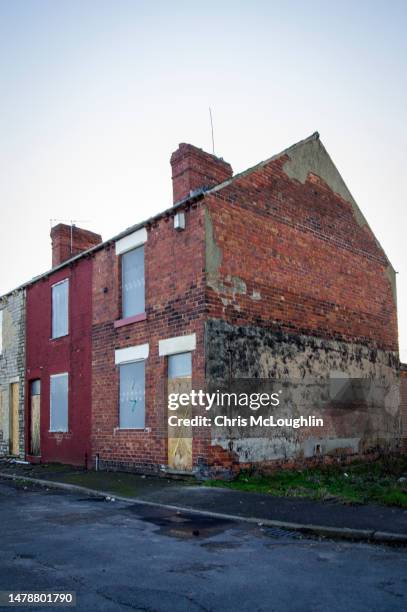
[51,278,69,339]
[118,358,146,430]
[120,245,145,320]
[49,372,69,433]
[168,352,192,379]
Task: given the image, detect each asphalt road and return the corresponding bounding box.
[0,480,406,612]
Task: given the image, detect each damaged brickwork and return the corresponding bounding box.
[1,134,401,476]
[0,290,25,458]
[401,364,407,452]
[202,133,400,473]
[205,320,400,467]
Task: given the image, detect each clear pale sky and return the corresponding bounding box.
[0,0,406,359]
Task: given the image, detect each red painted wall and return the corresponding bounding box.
[25,258,93,465]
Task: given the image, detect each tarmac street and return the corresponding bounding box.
[0,480,406,611]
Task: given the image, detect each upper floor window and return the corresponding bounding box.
[0,309,3,354]
[52,279,69,338]
[122,246,145,318]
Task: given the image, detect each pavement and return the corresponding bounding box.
[0,461,406,543]
[0,479,407,611]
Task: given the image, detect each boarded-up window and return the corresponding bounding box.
[122,246,145,317]
[50,373,68,432]
[52,279,69,338]
[0,310,3,354]
[119,361,145,429]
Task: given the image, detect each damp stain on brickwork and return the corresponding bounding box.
[205,320,401,464]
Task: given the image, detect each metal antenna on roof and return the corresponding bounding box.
[209,107,215,155]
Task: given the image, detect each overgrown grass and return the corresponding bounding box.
[206,456,407,508]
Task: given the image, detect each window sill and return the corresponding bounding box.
[50,333,69,341]
[115,427,150,432]
[114,313,147,328]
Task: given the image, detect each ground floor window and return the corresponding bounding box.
[30,379,41,456]
[119,360,145,429]
[50,373,68,432]
[168,352,192,379]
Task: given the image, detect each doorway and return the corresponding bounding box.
[9,383,19,456]
[167,352,192,471]
[30,380,41,456]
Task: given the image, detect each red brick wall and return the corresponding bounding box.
[25,259,93,466]
[401,367,407,453]
[91,204,208,470]
[51,223,102,267]
[171,143,233,203]
[205,153,398,351]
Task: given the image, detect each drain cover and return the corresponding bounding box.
[263,526,300,539]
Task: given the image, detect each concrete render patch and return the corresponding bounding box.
[282,138,359,214]
[1,472,406,546]
[281,136,396,282]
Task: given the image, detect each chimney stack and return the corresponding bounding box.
[170,143,233,204]
[51,223,102,267]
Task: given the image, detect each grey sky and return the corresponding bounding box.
[0,0,406,358]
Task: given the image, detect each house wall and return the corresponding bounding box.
[91,203,207,472]
[25,259,93,465]
[0,290,25,457]
[401,365,407,453]
[203,136,400,471]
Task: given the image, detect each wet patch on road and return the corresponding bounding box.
[126,504,234,539]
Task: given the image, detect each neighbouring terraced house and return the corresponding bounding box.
[0,132,404,474]
[0,288,26,458]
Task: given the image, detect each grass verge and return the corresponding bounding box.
[206,456,407,508]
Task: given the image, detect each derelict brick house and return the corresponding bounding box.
[0,132,402,473]
[24,224,101,465]
[0,289,25,458]
[90,133,401,474]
